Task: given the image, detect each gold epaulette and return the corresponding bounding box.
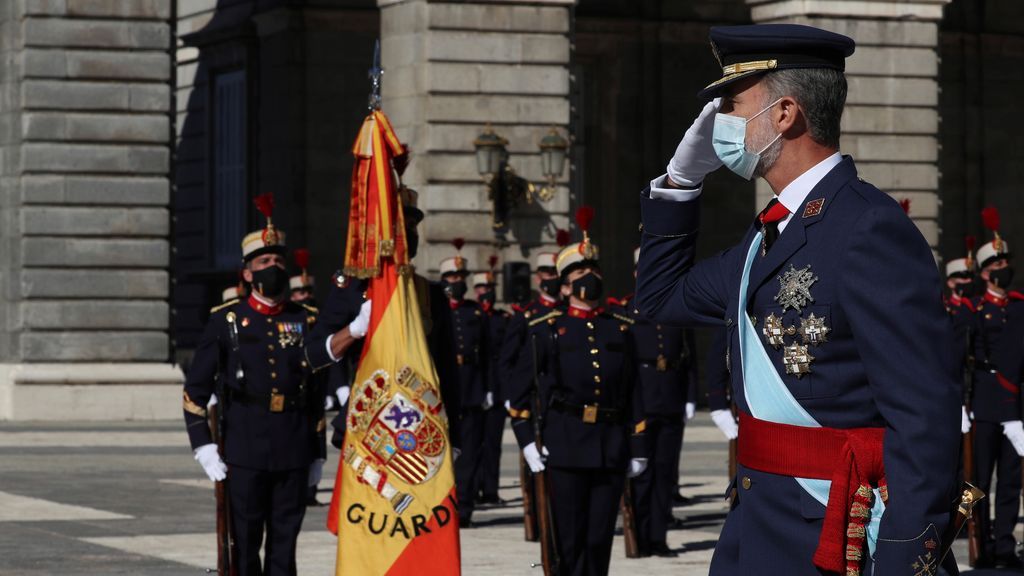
[210,299,239,314]
[300,303,319,315]
[609,312,635,325]
[528,309,563,327]
[634,420,647,434]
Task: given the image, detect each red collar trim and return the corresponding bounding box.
[567,305,601,319]
[539,295,558,308]
[448,299,461,310]
[984,291,1009,307]
[248,295,285,316]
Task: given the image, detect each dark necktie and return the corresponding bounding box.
[757,198,790,254]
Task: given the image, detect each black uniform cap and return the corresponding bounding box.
[699,24,856,100]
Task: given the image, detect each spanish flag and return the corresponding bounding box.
[326,110,460,574]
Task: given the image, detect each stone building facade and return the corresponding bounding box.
[0,0,1021,418]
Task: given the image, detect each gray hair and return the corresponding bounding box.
[760,68,847,149]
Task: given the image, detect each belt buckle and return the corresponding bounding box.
[456,354,464,366]
[582,404,598,424]
[269,392,285,413]
[656,354,668,372]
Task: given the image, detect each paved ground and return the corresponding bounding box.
[0,414,1000,575]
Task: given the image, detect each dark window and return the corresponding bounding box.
[212,69,247,269]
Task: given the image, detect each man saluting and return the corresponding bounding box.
[635,24,961,575]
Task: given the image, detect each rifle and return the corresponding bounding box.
[529,334,560,576]
[208,312,241,576]
[962,326,981,566]
[620,477,640,558]
[520,454,539,541]
[728,401,738,506]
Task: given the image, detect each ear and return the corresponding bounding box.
[561,283,572,298]
[980,268,991,281]
[242,268,254,284]
[776,96,800,135]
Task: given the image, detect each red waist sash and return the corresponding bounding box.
[737,412,886,575]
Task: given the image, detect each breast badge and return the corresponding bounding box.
[275,321,304,347]
[782,343,814,378]
[775,264,818,313]
[799,313,830,345]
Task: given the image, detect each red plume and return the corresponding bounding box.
[982,207,1000,232]
[556,228,570,247]
[488,255,499,270]
[254,193,275,219]
[899,198,911,215]
[452,238,465,252]
[294,248,310,270]
[965,236,976,252]
[575,205,595,233]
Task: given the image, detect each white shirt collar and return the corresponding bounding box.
[773,152,842,233]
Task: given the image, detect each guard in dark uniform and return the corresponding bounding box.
[613,248,697,557]
[944,240,979,441]
[508,213,648,576]
[499,249,563,538]
[968,211,1024,569]
[440,245,489,527]
[183,194,326,576]
[474,266,512,505]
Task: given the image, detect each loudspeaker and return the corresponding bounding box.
[503,262,532,305]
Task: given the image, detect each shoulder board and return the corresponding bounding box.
[608,311,635,325]
[300,303,319,314]
[1009,291,1024,301]
[210,299,239,314]
[528,310,563,327]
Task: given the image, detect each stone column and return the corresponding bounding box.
[747,0,952,248]
[0,0,181,420]
[378,0,574,284]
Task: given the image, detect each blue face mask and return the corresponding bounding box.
[712,98,782,180]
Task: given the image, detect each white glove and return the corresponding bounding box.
[482,391,494,410]
[207,393,218,408]
[337,386,351,407]
[1002,420,1024,456]
[710,409,739,440]
[666,98,723,187]
[452,447,462,462]
[194,443,227,482]
[627,458,649,478]
[685,402,696,421]
[523,442,549,473]
[348,300,372,339]
[961,406,971,435]
[324,395,336,411]
[308,458,325,487]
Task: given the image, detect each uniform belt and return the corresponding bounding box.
[737,412,885,575]
[550,397,622,424]
[228,388,306,413]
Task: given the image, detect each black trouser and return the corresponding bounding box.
[973,420,1022,559]
[548,466,624,576]
[631,414,684,550]
[477,405,506,499]
[227,465,309,576]
[455,406,485,523]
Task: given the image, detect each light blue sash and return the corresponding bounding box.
[737,232,884,556]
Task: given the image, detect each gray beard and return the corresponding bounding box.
[751,119,782,179]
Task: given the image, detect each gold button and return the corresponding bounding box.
[269,358,276,365]
[595,389,601,396]
[656,325,661,331]
[592,361,600,369]
[741,477,751,490]
[301,361,307,368]
[586,322,594,330]
[270,372,277,379]
[594,375,601,383]
[590,348,599,355]
[267,318,273,323]
[267,344,274,351]
[588,336,595,342]
[267,331,273,337]
[657,334,663,339]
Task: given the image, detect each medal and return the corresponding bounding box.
[799,313,830,346]
[782,343,814,378]
[762,313,787,349]
[775,264,818,314]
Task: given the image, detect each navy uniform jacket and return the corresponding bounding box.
[613,295,698,416]
[706,328,731,412]
[507,307,646,469]
[304,272,461,446]
[970,291,1024,423]
[183,297,326,471]
[484,307,513,404]
[499,298,562,397]
[635,157,960,570]
[450,299,489,408]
